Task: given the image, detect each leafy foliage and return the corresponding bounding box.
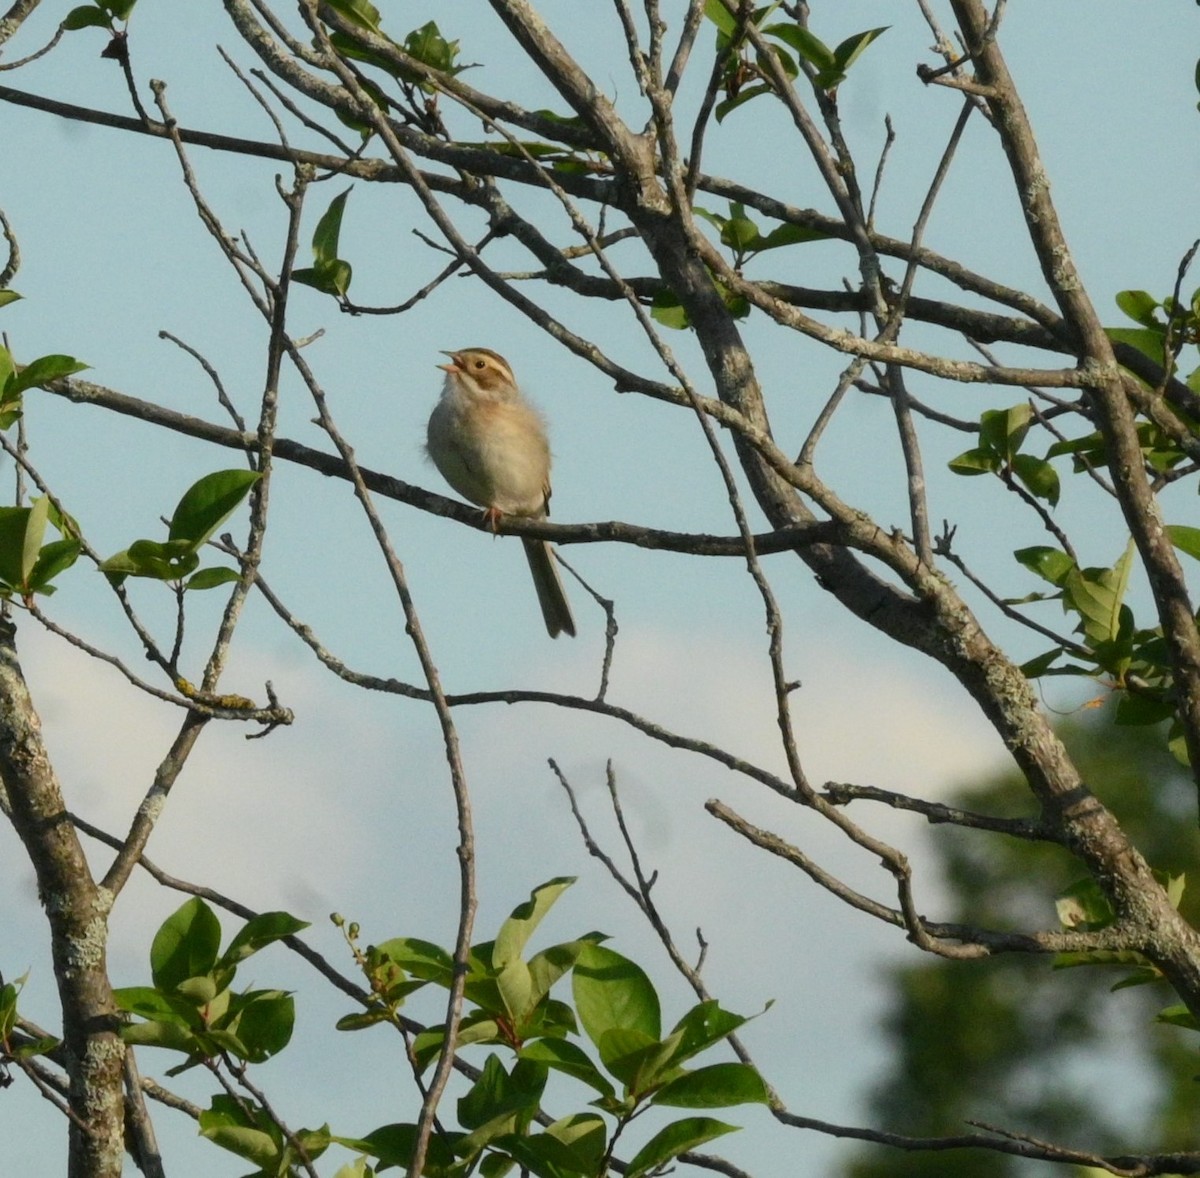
[331,879,767,1177]
[114,899,308,1076]
[100,469,260,588]
[948,403,1060,506]
[0,496,82,601]
[0,972,61,1066]
[292,188,355,299]
[0,345,88,431]
[840,712,1200,1178]
[702,3,888,120]
[113,883,766,1176]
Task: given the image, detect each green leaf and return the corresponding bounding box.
[0,290,19,309]
[113,985,203,1026]
[184,566,241,591]
[98,546,156,583]
[226,989,295,1062]
[978,403,1032,459]
[176,975,219,1004]
[11,1034,60,1059]
[1115,289,1162,328]
[0,972,27,1038]
[151,897,223,992]
[764,42,799,83]
[27,538,82,593]
[0,501,45,589]
[323,0,381,32]
[335,1009,393,1032]
[650,289,690,330]
[573,944,661,1051]
[1063,542,1133,647]
[309,188,352,266]
[527,936,600,1008]
[1168,719,1190,766]
[293,259,354,298]
[1046,430,1103,462]
[1163,871,1187,910]
[372,937,455,984]
[495,877,576,968]
[1166,524,1200,561]
[457,1054,546,1134]
[497,956,534,1022]
[484,1148,518,1177]
[404,20,461,74]
[100,0,137,19]
[625,1117,739,1178]
[519,1038,615,1098]
[720,202,759,253]
[947,447,998,476]
[220,911,309,968]
[1106,326,1167,364]
[833,26,889,72]
[168,469,262,549]
[652,1062,770,1108]
[1053,947,1149,973]
[1110,966,1163,991]
[333,1123,459,1172]
[1056,878,1116,932]
[666,999,753,1066]
[714,83,773,123]
[716,281,750,320]
[765,24,836,73]
[702,0,739,38]
[1014,545,1074,586]
[1113,691,1174,727]
[1155,1004,1200,1031]
[602,1027,685,1093]
[497,1124,603,1178]
[412,1016,503,1071]
[120,1020,203,1054]
[529,1114,607,1174]
[199,1120,280,1168]
[9,354,89,395]
[749,222,829,252]
[1011,453,1060,506]
[106,539,200,582]
[63,5,112,30]
[1020,648,1062,678]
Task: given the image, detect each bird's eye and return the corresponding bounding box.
[472,358,486,370]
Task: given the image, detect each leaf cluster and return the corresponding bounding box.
[333,878,769,1178]
[1109,286,1200,391]
[99,468,260,590]
[949,403,1060,506]
[62,0,136,32]
[0,346,88,433]
[1053,872,1191,1010]
[0,496,82,602]
[113,898,309,1077]
[1013,533,1200,765]
[703,2,887,120]
[0,972,60,1066]
[293,188,354,300]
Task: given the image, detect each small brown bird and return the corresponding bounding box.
[426,347,576,638]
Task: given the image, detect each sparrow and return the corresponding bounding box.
[426,347,576,638]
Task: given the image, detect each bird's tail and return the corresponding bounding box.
[523,538,576,638]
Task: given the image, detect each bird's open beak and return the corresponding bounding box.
[437,350,460,373]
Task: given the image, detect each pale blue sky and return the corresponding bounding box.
[1,3,1198,1174]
